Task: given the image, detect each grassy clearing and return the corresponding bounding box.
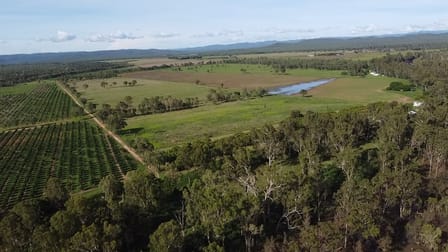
[177,63,345,77]
[75,77,211,105]
[121,64,344,89]
[93,64,414,148]
[121,96,352,148]
[308,76,415,103]
[120,72,414,148]
[0,82,40,95]
[123,70,318,89]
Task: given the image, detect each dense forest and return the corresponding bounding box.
[244,32,448,53]
[228,50,448,90]
[0,61,129,87]
[1,56,448,251]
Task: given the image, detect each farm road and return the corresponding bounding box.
[57,82,145,165]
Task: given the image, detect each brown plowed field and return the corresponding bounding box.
[122,70,317,89]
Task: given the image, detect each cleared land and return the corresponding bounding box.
[123,70,317,89]
[118,65,414,147]
[121,64,332,89]
[121,96,350,148]
[308,76,414,103]
[76,78,211,105]
[0,121,137,208]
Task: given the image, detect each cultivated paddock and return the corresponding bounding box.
[122,70,318,89]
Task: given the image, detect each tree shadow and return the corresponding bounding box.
[118,127,144,135]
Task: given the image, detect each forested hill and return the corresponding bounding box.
[236,31,448,53]
[2,31,448,64]
[0,49,175,65]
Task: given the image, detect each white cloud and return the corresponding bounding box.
[266,28,315,34]
[87,31,143,43]
[192,32,216,38]
[351,24,378,34]
[192,30,244,38]
[405,25,426,32]
[87,34,114,43]
[112,31,141,40]
[152,32,180,38]
[36,31,76,43]
[405,21,448,32]
[51,31,76,42]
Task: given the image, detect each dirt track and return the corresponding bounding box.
[58,83,145,166]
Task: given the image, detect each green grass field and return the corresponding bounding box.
[309,76,415,103]
[121,73,418,149]
[78,64,416,148]
[176,63,345,78]
[76,78,211,105]
[121,95,352,148]
[0,82,39,95]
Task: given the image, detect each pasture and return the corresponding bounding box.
[117,64,411,148]
[308,76,415,103]
[121,95,359,148]
[121,64,342,89]
[81,63,415,148]
[75,78,211,105]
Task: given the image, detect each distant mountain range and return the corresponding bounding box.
[1,31,448,64]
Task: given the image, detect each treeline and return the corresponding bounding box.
[228,50,448,90]
[92,95,201,130]
[224,57,370,76]
[370,51,448,90]
[3,82,448,250]
[206,87,268,103]
[0,61,128,87]
[137,96,200,114]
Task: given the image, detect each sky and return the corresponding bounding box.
[1,0,448,55]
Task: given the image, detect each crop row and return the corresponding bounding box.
[0,121,137,208]
[0,82,78,127]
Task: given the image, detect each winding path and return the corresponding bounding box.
[57,82,145,165]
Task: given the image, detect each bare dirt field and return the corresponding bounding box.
[122,70,318,89]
